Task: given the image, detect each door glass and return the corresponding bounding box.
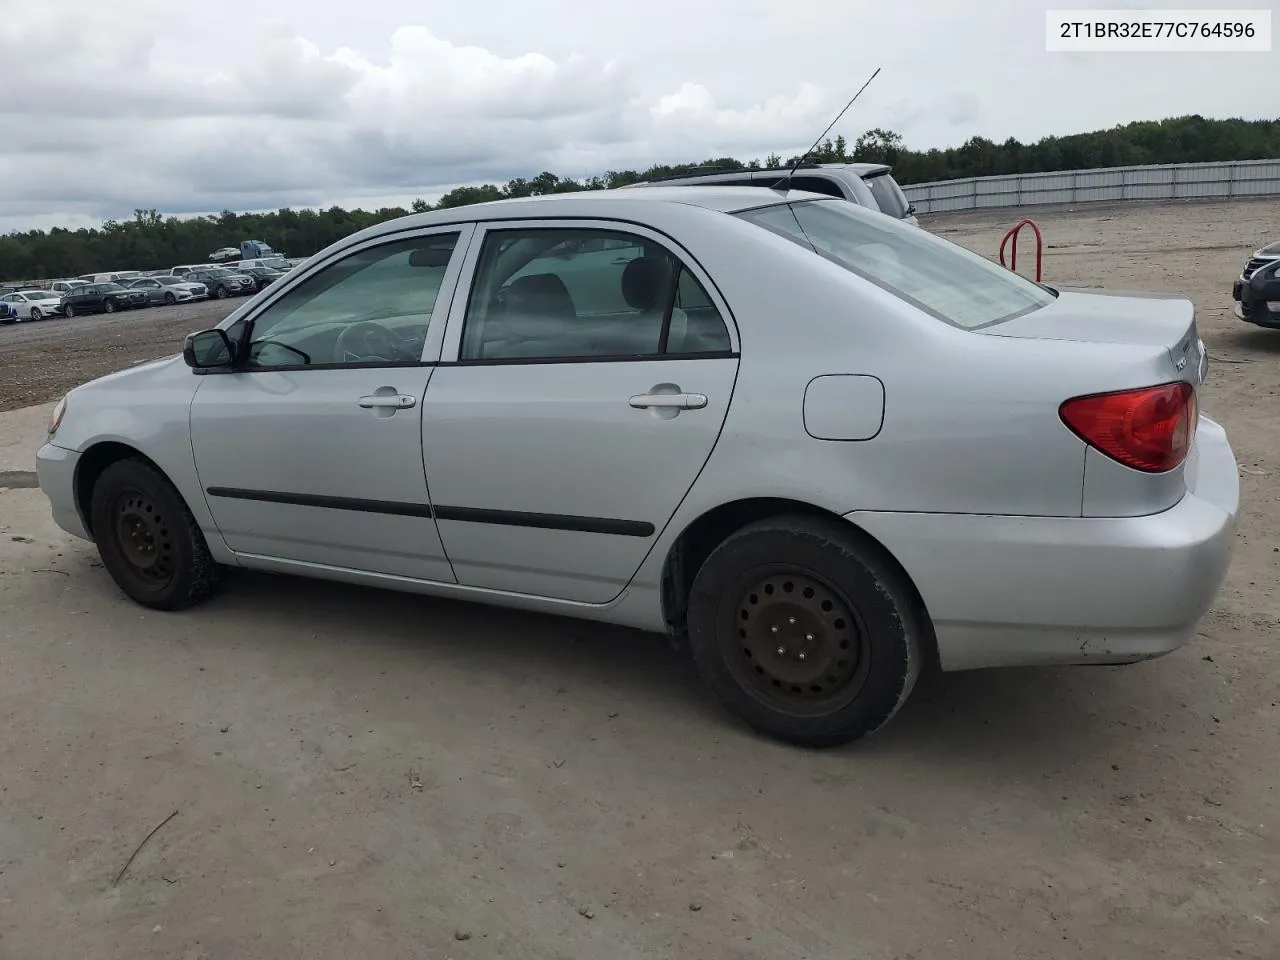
[245,232,460,369]
[459,228,730,360]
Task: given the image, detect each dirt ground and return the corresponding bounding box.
[0,199,1277,959]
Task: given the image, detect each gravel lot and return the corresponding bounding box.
[1,199,1277,959]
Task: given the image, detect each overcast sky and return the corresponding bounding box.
[0,0,1274,232]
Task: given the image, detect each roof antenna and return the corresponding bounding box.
[771,66,882,191]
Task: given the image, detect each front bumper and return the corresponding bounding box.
[1233,275,1280,328]
[35,442,90,541]
[847,416,1239,672]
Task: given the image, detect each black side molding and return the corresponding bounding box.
[205,487,654,538]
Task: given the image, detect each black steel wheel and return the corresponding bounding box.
[686,515,924,748]
[730,570,872,717]
[90,458,221,610]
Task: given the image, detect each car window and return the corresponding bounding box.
[459,227,730,361]
[244,232,460,369]
[789,176,846,199]
[737,199,1054,330]
[863,172,910,219]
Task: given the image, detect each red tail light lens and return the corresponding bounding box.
[1060,381,1197,473]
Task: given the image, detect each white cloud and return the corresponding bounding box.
[0,0,1274,231]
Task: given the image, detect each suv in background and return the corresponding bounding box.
[1233,240,1280,330]
[621,162,920,227]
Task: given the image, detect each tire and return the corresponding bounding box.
[63,304,75,318]
[89,457,221,610]
[29,307,42,321]
[215,285,228,299]
[686,515,924,748]
[164,292,177,305]
[104,299,116,314]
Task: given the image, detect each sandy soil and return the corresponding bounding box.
[0,199,1277,959]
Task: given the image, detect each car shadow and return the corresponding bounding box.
[173,568,1214,779]
[1215,325,1280,355]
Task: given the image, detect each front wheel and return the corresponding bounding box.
[164,292,177,305]
[215,285,228,299]
[104,300,116,314]
[63,304,75,318]
[29,307,42,321]
[686,515,924,748]
[89,458,221,610]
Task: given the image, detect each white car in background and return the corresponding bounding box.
[1,289,64,321]
[49,279,89,295]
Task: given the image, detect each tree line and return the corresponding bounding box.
[1,114,1276,282]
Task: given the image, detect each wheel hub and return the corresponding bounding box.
[113,494,173,581]
[735,572,865,705]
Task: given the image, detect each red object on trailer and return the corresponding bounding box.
[999,218,1043,282]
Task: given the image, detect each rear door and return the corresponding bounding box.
[420,220,740,603]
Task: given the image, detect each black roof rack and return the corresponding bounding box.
[636,161,822,184]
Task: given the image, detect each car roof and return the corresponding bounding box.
[358,185,813,236]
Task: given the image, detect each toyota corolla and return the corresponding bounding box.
[36,187,1239,747]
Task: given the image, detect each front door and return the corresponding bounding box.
[189,226,473,582]
[421,221,740,603]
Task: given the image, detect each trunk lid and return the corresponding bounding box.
[978,287,1206,385]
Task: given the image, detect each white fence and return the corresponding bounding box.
[903,158,1280,215]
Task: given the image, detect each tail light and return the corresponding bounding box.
[1059,381,1197,473]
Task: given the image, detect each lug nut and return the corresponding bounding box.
[776,646,786,656]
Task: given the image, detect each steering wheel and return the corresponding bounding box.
[333,320,411,364]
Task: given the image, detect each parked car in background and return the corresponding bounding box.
[60,282,147,317]
[1233,240,1280,329]
[208,247,241,263]
[170,263,221,277]
[79,271,142,284]
[124,276,208,305]
[621,162,921,227]
[1,289,64,321]
[49,279,89,295]
[0,301,10,323]
[235,266,286,292]
[184,267,256,299]
[235,256,291,272]
[35,187,1237,747]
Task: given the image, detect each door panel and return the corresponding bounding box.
[421,358,737,602]
[188,226,473,582]
[190,368,453,581]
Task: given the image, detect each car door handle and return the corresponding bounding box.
[628,392,707,410]
[358,394,416,409]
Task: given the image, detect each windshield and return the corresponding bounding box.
[862,172,910,219]
[738,199,1054,329]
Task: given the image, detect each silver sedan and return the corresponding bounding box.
[35,187,1239,747]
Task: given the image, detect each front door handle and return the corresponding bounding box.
[629,392,707,410]
[358,394,416,409]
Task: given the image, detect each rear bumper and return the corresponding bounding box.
[846,417,1239,671]
[35,442,91,541]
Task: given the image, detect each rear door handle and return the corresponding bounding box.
[358,394,416,409]
[629,392,707,410]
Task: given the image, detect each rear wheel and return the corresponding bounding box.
[686,515,923,748]
[89,458,221,610]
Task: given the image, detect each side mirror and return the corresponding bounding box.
[183,329,236,369]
